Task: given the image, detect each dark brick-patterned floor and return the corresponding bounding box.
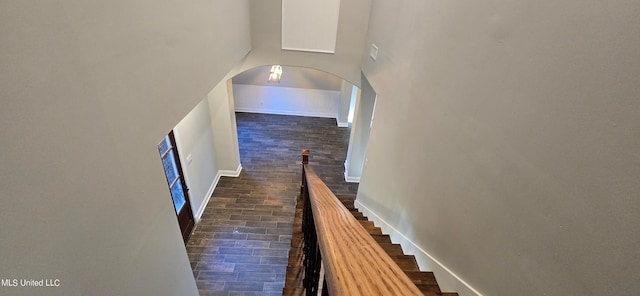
[187,113,358,296]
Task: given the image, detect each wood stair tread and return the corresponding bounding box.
[391,255,420,271]
[350,212,365,217]
[337,197,355,204]
[370,234,392,243]
[379,243,404,256]
[414,283,442,296]
[358,221,383,234]
[358,220,375,227]
[404,271,439,285]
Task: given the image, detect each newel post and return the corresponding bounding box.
[300,149,310,196]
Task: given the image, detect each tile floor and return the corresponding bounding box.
[187,113,358,296]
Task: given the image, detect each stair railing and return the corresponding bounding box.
[299,149,422,296]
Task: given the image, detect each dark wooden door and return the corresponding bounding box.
[158,131,194,243]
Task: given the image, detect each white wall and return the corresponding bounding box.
[174,98,217,221]
[233,84,340,118]
[209,79,242,174]
[171,101,211,223]
[174,79,242,223]
[345,74,374,182]
[336,80,353,127]
[233,66,342,91]
[358,0,640,295]
[232,65,346,120]
[0,1,251,295]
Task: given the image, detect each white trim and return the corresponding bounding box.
[354,200,483,296]
[281,47,335,54]
[220,163,242,177]
[344,172,360,183]
[194,171,220,223]
[234,107,337,119]
[343,161,360,183]
[194,164,243,222]
[336,119,349,127]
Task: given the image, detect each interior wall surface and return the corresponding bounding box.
[357,0,640,295]
[174,98,218,221]
[0,1,251,295]
[233,0,373,87]
[233,66,343,91]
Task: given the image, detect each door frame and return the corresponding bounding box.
[160,131,195,243]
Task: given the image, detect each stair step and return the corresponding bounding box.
[370,234,392,243]
[366,227,382,235]
[391,255,420,271]
[349,210,364,218]
[358,220,375,228]
[358,221,383,235]
[350,212,368,220]
[415,283,442,295]
[338,198,355,209]
[379,243,404,256]
[404,271,439,286]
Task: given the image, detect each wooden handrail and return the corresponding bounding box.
[301,150,422,295]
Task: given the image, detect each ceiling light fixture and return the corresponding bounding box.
[268,65,283,83]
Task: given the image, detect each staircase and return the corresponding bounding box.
[337,197,458,296]
[283,193,458,296]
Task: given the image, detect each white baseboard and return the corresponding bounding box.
[235,107,337,119]
[336,119,349,127]
[354,200,483,296]
[344,171,360,183]
[194,164,243,222]
[220,163,242,177]
[194,173,219,223]
[343,162,360,183]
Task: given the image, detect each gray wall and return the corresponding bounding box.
[0,0,251,295]
[232,0,371,86]
[358,0,640,295]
